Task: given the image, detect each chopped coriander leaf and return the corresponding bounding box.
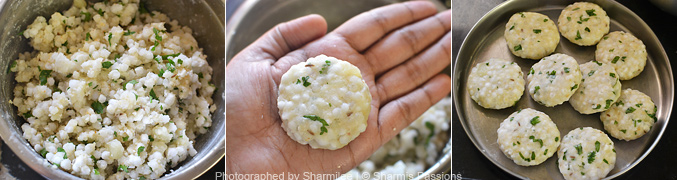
[530,116,540,126]
[57,147,67,159]
[610,73,616,78]
[153,28,163,41]
[161,53,180,60]
[96,8,104,16]
[123,30,135,36]
[118,165,129,173]
[123,136,129,141]
[612,56,620,63]
[534,86,540,94]
[425,122,435,145]
[587,151,596,163]
[39,70,52,85]
[39,149,48,157]
[585,27,590,32]
[593,104,601,109]
[138,146,145,156]
[92,101,104,114]
[149,135,154,142]
[586,9,596,16]
[575,30,582,40]
[621,129,627,133]
[514,44,522,51]
[509,25,514,30]
[102,61,113,68]
[149,89,159,100]
[575,144,583,155]
[543,18,548,22]
[626,107,636,114]
[81,12,92,22]
[107,34,112,46]
[567,16,571,21]
[564,67,570,73]
[573,7,580,11]
[303,115,329,135]
[603,159,609,164]
[555,137,559,142]
[605,99,613,109]
[588,70,595,76]
[177,59,183,64]
[301,76,311,87]
[595,141,601,152]
[533,29,541,34]
[529,68,534,74]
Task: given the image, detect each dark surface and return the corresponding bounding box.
[452,0,677,179]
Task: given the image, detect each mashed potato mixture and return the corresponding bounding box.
[9,0,215,179]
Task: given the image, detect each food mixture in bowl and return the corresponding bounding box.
[8,0,215,179]
[338,97,450,179]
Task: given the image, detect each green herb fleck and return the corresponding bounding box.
[586,9,596,16]
[612,56,620,64]
[303,115,329,135]
[585,27,590,32]
[603,159,609,164]
[626,107,636,114]
[530,116,540,126]
[153,28,163,41]
[575,144,583,155]
[588,70,595,76]
[425,121,435,145]
[575,30,582,40]
[102,61,113,68]
[593,104,601,109]
[39,149,48,157]
[605,99,613,109]
[534,86,540,94]
[39,70,52,85]
[533,29,541,34]
[149,88,159,100]
[123,30,135,36]
[138,146,145,156]
[571,84,578,91]
[300,76,311,87]
[564,67,570,73]
[514,44,522,51]
[118,165,129,173]
[621,129,627,133]
[91,101,104,114]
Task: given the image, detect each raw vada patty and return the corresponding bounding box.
[558,2,610,46]
[497,108,560,166]
[558,127,616,180]
[467,58,524,109]
[277,54,371,150]
[504,12,560,59]
[595,31,648,80]
[568,61,621,114]
[527,53,582,107]
[600,89,657,141]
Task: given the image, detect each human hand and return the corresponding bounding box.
[226,1,451,174]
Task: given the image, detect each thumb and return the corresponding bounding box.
[236,14,328,61]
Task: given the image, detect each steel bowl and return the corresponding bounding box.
[0,0,225,179]
[226,0,450,177]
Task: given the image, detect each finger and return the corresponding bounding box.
[366,10,451,75]
[377,74,451,139]
[235,14,327,62]
[375,32,451,104]
[331,1,437,52]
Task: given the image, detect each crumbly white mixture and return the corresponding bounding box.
[595,31,647,80]
[558,2,610,46]
[497,108,560,166]
[569,61,621,114]
[337,98,450,180]
[467,58,524,109]
[504,12,559,59]
[558,127,616,180]
[527,53,582,107]
[10,0,215,179]
[277,54,371,150]
[600,89,656,141]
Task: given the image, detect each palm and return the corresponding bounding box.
[227,1,451,174]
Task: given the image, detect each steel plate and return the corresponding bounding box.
[452,0,673,179]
